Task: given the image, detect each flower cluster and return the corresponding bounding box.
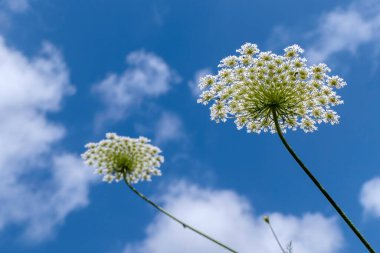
[82,133,164,183]
[197,43,346,133]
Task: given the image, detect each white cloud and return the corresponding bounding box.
[93,50,180,126]
[0,37,95,241]
[360,177,380,218]
[0,38,73,168]
[124,182,343,253]
[154,112,185,144]
[188,68,211,97]
[1,155,93,241]
[307,0,380,63]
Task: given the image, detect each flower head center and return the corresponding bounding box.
[113,153,134,173]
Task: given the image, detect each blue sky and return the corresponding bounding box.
[0,0,380,252]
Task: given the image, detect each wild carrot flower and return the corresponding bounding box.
[197,43,346,133]
[81,133,238,253]
[198,43,376,252]
[81,133,163,183]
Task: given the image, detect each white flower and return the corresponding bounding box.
[237,43,259,56]
[197,43,346,133]
[82,133,164,184]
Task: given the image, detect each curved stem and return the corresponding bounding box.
[271,108,376,253]
[122,172,239,253]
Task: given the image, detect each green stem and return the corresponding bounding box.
[271,109,376,253]
[122,172,239,253]
[266,220,287,253]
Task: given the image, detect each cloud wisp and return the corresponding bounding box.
[360,177,380,218]
[2,0,29,12]
[0,0,30,29]
[154,112,185,144]
[93,50,180,128]
[307,0,380,63]
[269,0,380,63]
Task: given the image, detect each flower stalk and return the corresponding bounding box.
[122,171,239,253]
[197,41,376,252]
[271,108,375,253]
[82,133,238,253]
[263,216,288,253]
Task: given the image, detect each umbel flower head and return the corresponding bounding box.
[197,43,346,133]
[82,133,164,183]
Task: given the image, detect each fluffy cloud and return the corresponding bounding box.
[154,112,185,144]
[360,177,380,218]
[124,182,343,253]
[307,0,380,62]
[0,37,94,241]
[93,50,180,126]
[1,155,92,241]
[0,38,72,169]
[188,68,211,97]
